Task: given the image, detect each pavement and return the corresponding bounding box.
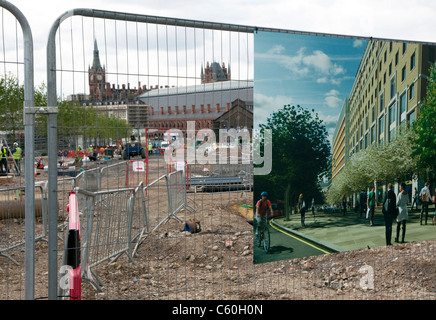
[272,206,436,253]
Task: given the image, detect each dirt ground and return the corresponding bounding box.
[1,156,435,300]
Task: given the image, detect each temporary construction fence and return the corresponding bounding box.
[153,167,196,233]
[72,185,138,292]
[56,161,198,296]
[187,162,252,193]
[2,0,436,302]
[125,160,147,188]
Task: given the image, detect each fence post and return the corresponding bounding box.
[46,10,66,301]
[0,0,36,301]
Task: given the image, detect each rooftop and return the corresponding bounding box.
[138,80,253,99]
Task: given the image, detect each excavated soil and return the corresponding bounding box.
[1,156,435,300]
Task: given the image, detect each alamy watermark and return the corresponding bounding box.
[162,121,272,175]
[359,265,374,290]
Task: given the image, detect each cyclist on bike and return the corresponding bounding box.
[255,191,273,236]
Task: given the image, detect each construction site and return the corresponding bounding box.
[0,145,257,300]
[1,146,435,300]
[1,2,435,302]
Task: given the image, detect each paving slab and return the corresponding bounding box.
[273,207,436,252]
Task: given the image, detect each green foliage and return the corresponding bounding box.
[0,73,24,134]
[326,126,417,204]
[254,104,331,209]
[0,73,131,143]
[411,62,436,178]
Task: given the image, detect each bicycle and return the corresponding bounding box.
[254,215,270,253]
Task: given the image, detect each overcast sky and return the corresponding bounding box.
[4,0,436,88]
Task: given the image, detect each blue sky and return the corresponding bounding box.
[254,31,368,144]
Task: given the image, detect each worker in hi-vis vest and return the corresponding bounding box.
[0,144,9,173]
[11,142,23,175]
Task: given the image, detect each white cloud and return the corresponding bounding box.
[326,89,340,96]
[267,44,285,55]
[324,90,342,108]
[302,50,345,77]
[353,40,364,48]
[254,92,293,125]
[257,46,346,84]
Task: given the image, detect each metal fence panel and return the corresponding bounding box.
[0,1,433,301]
[0,0,37,300]
[74,187,137,292]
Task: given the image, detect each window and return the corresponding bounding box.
[384,72,386,84]
[402,43,407,54]
[371,105,375,123]
[371,125,376,144]
[395,51,399,65]
[379,92,385,113]
[389,127,396,142]
[400,93,406,115]
[366,115,369,130]
[401,66,406,81]
[384,50,387,62]
[408,110,416,125]
[410,52,415,70]
[389,63,392,75]
[389,103,396,125]
[390,76,396,99]
[409,83,415,100]
[379,116,385,145]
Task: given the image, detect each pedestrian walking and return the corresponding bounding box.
[298,193,306,227]
[382,183,397,246]
[342,195,347,216]
[395,182,409,243]
[367,186,376,226]
[419,182,431,225]
[360,189,367,217]
[311,198,315,217]
[410,187,419,212]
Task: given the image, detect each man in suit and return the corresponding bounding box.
[382,183,397,246]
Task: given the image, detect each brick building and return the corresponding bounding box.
[87,40,148,104]
[139,80,253,138]
[201,61,231,84]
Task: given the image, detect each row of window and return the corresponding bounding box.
[351,106,415,155]
[354,80,415,144]
[350,42,417,138]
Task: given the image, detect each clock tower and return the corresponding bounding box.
[88,40,106,102]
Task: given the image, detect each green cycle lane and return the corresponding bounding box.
[254,207,436,264]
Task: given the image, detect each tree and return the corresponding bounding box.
[411,62,436,180]
[254,104,331,219]
[326,125,417,204]
[0,73,24,135]
[34,87,132,149]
